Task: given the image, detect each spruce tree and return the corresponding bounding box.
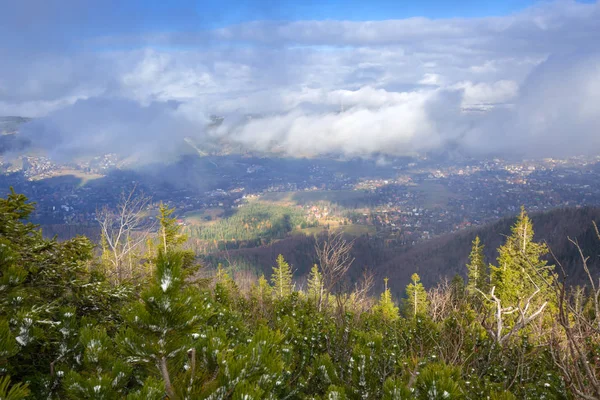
[404,273,429,317]
[271,254,293,298]
[250,274,272,315]
[466,236,488,297]
[450,274,467,307]
[214,264,239,305]
[491,207,554,306]
[256,274,272,299]
[307,264,324,310]
[373,278,399,322]
[158,202,186,253]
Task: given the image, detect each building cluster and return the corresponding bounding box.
[1,153,599,246]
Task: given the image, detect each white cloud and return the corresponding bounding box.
[2,0,600,160]
[453,80,519,106]
[419,73,443,86]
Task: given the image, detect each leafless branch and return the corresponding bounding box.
[96,186,155,283]
[315,229,355,294]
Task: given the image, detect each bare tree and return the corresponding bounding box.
[315,229,355,295]
[96,186,154,283]
[314,230,355,318]
[348,268,375,314]
[428,278,453,323]
[550,226,600,399]
[476,274,548,345]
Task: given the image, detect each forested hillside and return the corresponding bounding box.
[207,207,600,296]
[1,190,600,399]
[184,202,315,252]
[376,206,600,291]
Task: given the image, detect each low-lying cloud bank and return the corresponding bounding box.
[3,1,600,161]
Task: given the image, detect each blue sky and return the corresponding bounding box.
[197,0,542,24]
[77,0,586,31]
[1,0,595,47]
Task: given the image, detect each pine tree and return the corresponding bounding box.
[250,274,272,315]
[0,320,28,399]
[271,254,293,298]
[466,236,488,297]
[0,375,29,400]
[117,251,204,399]
[0,189,122,398]
[413,363,464,400]
[478,207,557,344]
[307,264,324,310]
[158,202,186,253]
[214,264,239,305]
[491,207,554,306]
[404,273,429,317]
[450,274,466,307]
[63,326,132,398]
[215,263,231,284]
[373,278,399,322]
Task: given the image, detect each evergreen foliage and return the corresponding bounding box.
[158,202,187,252]
[466,236,488,297]
[0,188,129,397]
[271,254,294,298]
[307,264,324,308]
[185,202,308,243]
[404,273,429,317]
[491,207,555,306]
[373,278,399,322]
[0,191,595,399]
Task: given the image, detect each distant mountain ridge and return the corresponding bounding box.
[0,116,32,135]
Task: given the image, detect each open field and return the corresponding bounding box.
[184,208,225,225]
[260,190,379,208]
[32,169,104,187]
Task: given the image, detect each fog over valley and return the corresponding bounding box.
[2,0,600,162]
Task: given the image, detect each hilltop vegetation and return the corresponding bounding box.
[1,190,600,399]
[184,202,317,252]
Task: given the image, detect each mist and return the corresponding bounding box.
[2,0,600,162]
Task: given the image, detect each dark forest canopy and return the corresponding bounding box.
[1,190,599,399]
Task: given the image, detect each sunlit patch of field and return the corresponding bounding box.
[184,208,225,225]
[339,224,377,236]
[260,190,378,208]
[31,169,104,187]
[258,192,296,205]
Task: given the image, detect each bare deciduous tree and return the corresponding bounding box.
[314,230,355,320]
[428,278,453,323]
[349,268,375,314]
[315,229,355,294]
[96,186,154,283]
[476,274,548,345]
[550,226,600,400]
